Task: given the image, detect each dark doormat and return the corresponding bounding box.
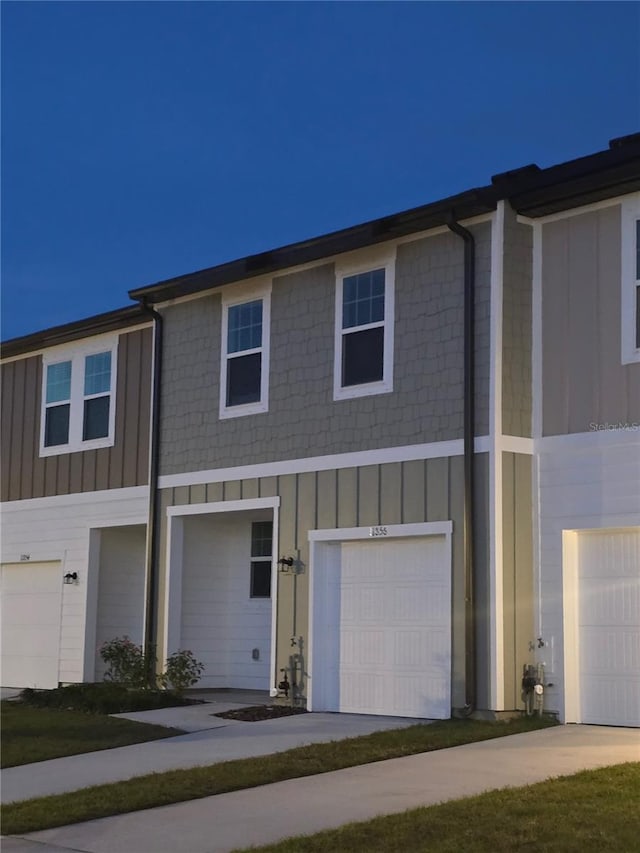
[215,705,307,722]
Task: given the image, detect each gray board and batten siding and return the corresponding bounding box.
[1,327,153,502]
[157,453,494,712]
[542,203,640,436]
[158,224,492,477]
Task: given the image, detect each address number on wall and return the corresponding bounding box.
[369,526,388,537]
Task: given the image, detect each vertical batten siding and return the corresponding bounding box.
[542,206,640,435]
[502,452,534,709]
[502,206,533,437]
[0,327,153,501]
[159,452,491,710]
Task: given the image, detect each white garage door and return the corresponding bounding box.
[578,529,640,727]
[314,535,451,718]
[1,561,62,689]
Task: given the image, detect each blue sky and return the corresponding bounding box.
[2,1,639,340]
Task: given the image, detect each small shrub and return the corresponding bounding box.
[158,650,205,695]
[18,683,195,714]
[99,636,148,689]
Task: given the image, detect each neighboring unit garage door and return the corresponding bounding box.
[578,529,640,727]
[0,561,62,689]
[316,535,451,718]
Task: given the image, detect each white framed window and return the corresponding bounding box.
[333,251,395,400]
[621,193,640,365]
[40,337,118,456]
[220,282,271,419]
[250,520,272,598]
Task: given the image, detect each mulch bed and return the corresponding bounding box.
[215,704,308,722]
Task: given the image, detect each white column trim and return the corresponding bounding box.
[488,202,505,710]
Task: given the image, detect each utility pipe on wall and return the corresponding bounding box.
[138,298,164,680]
[447,219,477,714]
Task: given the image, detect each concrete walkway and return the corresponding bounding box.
[3,725,638,853]
[2,709,424,803]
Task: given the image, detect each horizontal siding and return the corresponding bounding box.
[1,327,152,502]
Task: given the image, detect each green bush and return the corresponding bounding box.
[19,683,194,714]
[158,650,205,695]
[99,636,148,689]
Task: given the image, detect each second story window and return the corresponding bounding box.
[220,283,271,418]
[334,253,395,400]
[40,339,117,456]
[621,193,640,364]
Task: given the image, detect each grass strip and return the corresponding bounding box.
[2,715,555,835]
[237,762,640,853]
[1,702,183,768]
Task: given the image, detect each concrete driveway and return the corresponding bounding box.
[3,724,638,853]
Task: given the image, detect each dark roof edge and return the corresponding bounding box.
[130,133,640,306]
[129,185,498,304]
[1,305,150,360]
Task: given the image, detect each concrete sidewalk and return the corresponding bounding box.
[1,710,423,803]
[3,725,638,853]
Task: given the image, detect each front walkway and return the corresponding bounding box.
[1,707,424,803]
[4,725,638,853]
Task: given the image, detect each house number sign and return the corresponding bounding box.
[369,526,388,537]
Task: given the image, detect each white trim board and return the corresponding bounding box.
[167,497,280,516]
[1,485,149,513]
[158,437,495,489]
[488,201,505,711]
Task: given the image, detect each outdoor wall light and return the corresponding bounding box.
[63,572,78,585]
[278,556,294,572]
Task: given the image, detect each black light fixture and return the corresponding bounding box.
[278,556,294,572]
[63,571,78,585]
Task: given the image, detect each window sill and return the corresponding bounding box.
[219,401,268,420]
[333,380,393,402]
[39,436,115,457]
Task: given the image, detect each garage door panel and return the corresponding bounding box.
[1,562,62,689]
[578,529,640,727]
[580,676,640,728]
[327,535,451,718]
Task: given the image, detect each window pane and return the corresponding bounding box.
[228,300,262,353]
[250,561,271,597]
[227,352,261,406]
[45,404,70,446]
[84,352,112,396]
[251,521,273,557]
[342,326,384,386]
[342,270,385,329]
[83,396,110,440]
[46,362,71,403]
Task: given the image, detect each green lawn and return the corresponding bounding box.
[1,716,555,835]
[0,701,183,768]
[238,763,640,853]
